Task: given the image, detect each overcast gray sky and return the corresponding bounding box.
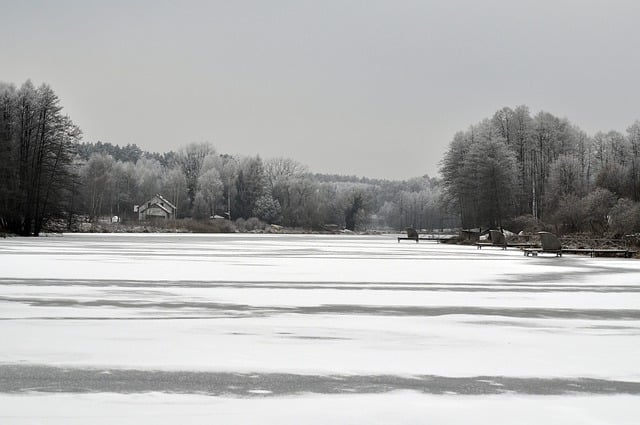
[2,0,639,180]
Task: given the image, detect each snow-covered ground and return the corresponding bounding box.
[1,233,639,424]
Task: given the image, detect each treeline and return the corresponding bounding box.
[14,79,638,238]
[75,142,449,232]
[440,106,640,236]
[1,80,451,235]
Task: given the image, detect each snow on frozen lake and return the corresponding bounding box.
[1,233,639,424]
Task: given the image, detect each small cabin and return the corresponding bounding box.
[137,194,177,220]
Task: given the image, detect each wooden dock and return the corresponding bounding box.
[397,234,457,243]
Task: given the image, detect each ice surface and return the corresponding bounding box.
[1,233,639,423]
[1,393,639,425]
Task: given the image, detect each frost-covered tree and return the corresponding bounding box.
[110,160,138,219]
[134,157,163,202]
[546,154,587,211]
[441,126,518,228]
[234,156,265,220]
[0,81,81,235]
[609,198,640,236]
[626,121,640,201]
[162,166,187,218]
[197,167,224,217]
[253,194,281,223]
[80,153,114,222]
[440,131,474,226]
[177,142,214,209]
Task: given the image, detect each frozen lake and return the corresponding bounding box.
[1,233,639,424]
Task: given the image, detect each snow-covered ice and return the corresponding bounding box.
[2,392,640,425]
[1,233,639,423]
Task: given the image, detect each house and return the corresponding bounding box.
[136,194,177,220]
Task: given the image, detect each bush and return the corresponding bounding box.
[235,217,267,232]
[583,188,616,234]
[609,199,640,237]
[552,194,586,233]
[505,215,546,234]
[178,218,236,233]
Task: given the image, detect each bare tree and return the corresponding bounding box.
[162,166,187,218]
[626,121,640,201]
[0,81,80,235]
[177,142,214,210]
[197,167,224,217]
[80,153,114,222]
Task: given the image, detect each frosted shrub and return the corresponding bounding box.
[609,199,640,237]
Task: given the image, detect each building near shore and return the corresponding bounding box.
[136,195,177,220]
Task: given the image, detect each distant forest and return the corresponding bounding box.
[1,80,639,237]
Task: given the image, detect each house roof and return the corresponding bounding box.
[139,194,177,214]
[139,202,172,214]
[154,203,172,214]
[155,194,176,210]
